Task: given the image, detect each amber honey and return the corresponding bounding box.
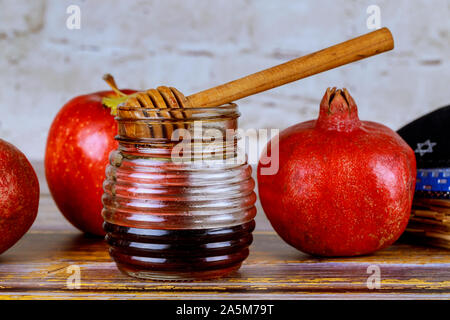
[104,221,255,280]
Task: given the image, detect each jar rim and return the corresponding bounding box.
[116,102,238,114]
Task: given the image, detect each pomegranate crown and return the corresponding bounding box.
[317,87,361,132]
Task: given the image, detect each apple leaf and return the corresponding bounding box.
[102,96,128,115]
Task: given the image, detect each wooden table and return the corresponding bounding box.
[0,191,449,300]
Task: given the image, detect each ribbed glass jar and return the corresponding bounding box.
[102,103,257,280]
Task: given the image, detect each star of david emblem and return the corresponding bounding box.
[415,139,437,156]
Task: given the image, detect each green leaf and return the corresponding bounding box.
[102,96,128,115]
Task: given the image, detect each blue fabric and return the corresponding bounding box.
[416,168,450,192]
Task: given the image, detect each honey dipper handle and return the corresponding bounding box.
[186,28,394,108]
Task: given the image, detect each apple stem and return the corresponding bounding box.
[102,74,132,115]
[103,74,127,97]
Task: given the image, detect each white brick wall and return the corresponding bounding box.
[1,0,449,161]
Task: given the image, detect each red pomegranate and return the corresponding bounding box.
[257,88,416,256]
[0,139,39,254]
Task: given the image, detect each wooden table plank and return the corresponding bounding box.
[0,228,449,299]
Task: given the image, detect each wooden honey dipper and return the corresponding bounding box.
[103,28,394,139]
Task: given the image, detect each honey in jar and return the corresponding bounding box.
[102,103,257,280]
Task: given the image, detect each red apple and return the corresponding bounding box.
[258,88,416,256]
[45,88,135,236]
[0,139,39,254]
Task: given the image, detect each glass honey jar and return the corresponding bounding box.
[102,103,257,280]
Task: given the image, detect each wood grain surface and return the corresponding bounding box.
[0,194,449,300]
